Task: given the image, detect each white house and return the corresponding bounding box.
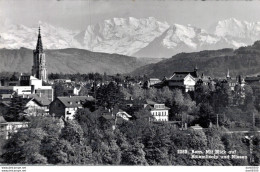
[144,100,170,122]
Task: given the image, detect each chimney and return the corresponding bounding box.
[39,92,41,97]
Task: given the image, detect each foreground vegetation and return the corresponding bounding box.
[1,114,259,165]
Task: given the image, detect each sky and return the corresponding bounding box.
[1,0,260,31]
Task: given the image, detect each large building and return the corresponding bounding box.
[0,28,53,101]
[152,67,199,92]
[0,76,53,101]
[32,27,47,82]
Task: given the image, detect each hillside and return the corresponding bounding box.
[131,41,260,78]
[0,48,152,75]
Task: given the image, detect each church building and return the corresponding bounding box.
[32,27,47,82]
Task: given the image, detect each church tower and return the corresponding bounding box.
[32,26,47,82]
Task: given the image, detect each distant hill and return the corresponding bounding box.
[0,48,156,75]
[131,41,260,78]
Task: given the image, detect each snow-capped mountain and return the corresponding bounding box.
[0,21,80,50]
[214,18,260,47]
[1,17,260,58]
[74,17,169,55]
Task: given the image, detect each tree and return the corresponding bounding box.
[4,95,28,122]
[78,86,89,96]
[194,80,211,105]
[168,89,197,123]
[96,82,124,109]
[221,134,249,165]
[212,80,231,113]
[196,103,215,128]
[2,128,47,164]
[121,142,148,165]
[61,120,84,145]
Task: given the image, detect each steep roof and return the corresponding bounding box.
[0,115,7,123]
[144,104,170,111]
[169,73,195,81]
[23,94,51,106]
[245,76,260,81]
[57,96,94,108]
[0,94,14,99]
[35,27,43,53]
[172,71,198,78]
[145,99,158,105]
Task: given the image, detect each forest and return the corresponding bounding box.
[0,78,260,165]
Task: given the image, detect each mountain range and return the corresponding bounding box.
[131,41,260,78]
[2,17,260,58]
[0,48,153,75]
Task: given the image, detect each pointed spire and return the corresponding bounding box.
[35,26,43,53]
[227,69,230,79]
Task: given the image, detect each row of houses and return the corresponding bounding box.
[146,67,248,93]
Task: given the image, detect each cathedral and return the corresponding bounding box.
[32,27,47,82]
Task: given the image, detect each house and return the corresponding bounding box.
[123,99,170,122]
[0,116,29,139]
[144,78,162,88]
[73,85,81,95]
[23,94,51,116]
[245,75,260,85]
[190,124,203,130]
[144,100,170,122]
[99,109,132,130]
[166,73,196,92]
[49,96,95,120]
[0,94,51,116]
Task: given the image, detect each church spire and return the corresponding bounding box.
[226,69,230,79]
[35,26,43,53]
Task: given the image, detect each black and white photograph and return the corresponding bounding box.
[0,0,259,170]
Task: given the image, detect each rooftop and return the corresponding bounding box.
[57,96,94,108]
[0,115,7,123]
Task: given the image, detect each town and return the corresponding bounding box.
[0,27,259,166]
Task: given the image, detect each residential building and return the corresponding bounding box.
[49,96,95,120]
[190,124,203,130]
[166,73,196,92]
[153,67,199,92]
[99,109,132,130]
[124,99,170,122]
[144,100,170,122]
[0,116,29,139]
[144,78,161,88]
[0,94,51,116]
[245,75,260,85]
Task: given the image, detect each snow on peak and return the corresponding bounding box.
[215,18,260,39]
[77,17,170,55]
[2,17,260,58]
